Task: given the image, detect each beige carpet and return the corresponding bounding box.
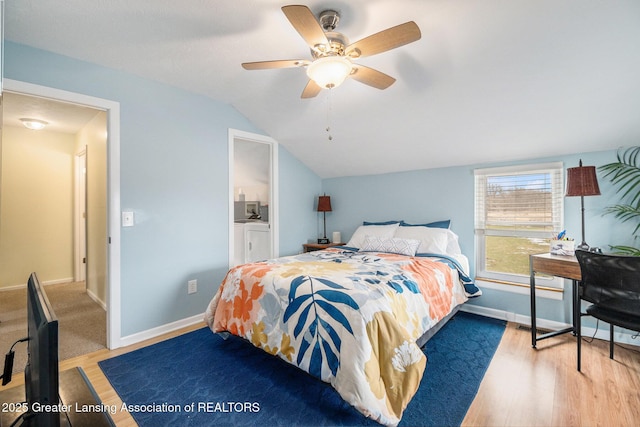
[0,281,106,376]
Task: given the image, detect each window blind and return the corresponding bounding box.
[475,162,564,235]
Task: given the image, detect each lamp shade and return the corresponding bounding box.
[317,195,332,212]
[566,161,601,197]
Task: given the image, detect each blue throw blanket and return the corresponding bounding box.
[339,247,482,297]
[416,253,482,297]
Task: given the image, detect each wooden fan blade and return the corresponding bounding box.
[242,59,310,70]
[282,5,329,50]
[301,80,322,98]
[346,21,421,58]
[350,65,396,90]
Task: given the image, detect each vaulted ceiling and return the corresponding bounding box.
[5,1,640,178]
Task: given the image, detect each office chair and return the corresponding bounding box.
[575,249,640,371]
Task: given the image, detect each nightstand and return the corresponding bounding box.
[303,242,346,253]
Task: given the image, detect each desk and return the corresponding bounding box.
[529,253,581,348]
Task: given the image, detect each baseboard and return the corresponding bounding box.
[461,304,640,347]
[0,283,25,292]
[43,277,75,286]
[0,277,75,292]
[86,288,107,311]
[117,313,205,348]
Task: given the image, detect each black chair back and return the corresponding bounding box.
[575,249,640,316]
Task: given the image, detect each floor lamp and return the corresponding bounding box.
[317,195,332,244]
[565,159,601,250]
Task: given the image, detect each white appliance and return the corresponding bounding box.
[234,222,271,266]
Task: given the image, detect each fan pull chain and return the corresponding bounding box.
[325,88,333,141]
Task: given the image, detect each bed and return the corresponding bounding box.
[205,221,481,426]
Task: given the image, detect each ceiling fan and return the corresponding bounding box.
[242,5,421,98]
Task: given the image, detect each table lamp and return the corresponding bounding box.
[317,195,332,244]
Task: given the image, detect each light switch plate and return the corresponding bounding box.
[188,279,197,294]
[122,211,134,227]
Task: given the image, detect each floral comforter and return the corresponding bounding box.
[204,248,469,426]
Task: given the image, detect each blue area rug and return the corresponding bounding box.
[99,311,505,427]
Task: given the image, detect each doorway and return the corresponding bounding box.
[0,90,107,366]
[1,79,121,349]
[228,129,279,267]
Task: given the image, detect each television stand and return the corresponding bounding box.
[0,367,113,426]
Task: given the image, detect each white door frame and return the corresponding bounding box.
[228,129,279,267]
[74,149,87,283]
[4,79,122,349]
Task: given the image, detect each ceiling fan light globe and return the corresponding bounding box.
[306,56,352,89]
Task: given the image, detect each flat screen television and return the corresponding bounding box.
[23,272,61,427]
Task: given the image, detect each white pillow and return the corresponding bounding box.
[346,223,399,249]
[394,226,451,255]
[444,229,462,255]
[360,236,420,256]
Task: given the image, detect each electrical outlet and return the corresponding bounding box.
[188,279,197,294]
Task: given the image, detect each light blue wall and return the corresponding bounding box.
[278,148,323,255]
[323,149,637,325]
[4,42,321,336]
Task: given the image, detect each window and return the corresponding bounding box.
[475,162,564,287]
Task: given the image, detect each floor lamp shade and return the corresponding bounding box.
[566,164,601,197]
[565,160,600,249]
[317,195,332,243]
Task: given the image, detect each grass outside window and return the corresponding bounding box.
[485,235,550,276]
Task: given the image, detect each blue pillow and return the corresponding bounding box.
[362,220,402,226]
[400,219,451,229]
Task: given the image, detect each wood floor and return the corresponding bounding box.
[463,322,640,427]
[2,320,639,426]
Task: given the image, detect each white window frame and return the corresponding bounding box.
[474,162,564,290]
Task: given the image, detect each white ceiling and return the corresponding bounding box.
[5,1,640,178]
[3,92,101,134]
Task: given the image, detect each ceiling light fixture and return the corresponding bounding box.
[20,118,48,131]
[306,56,352,89]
